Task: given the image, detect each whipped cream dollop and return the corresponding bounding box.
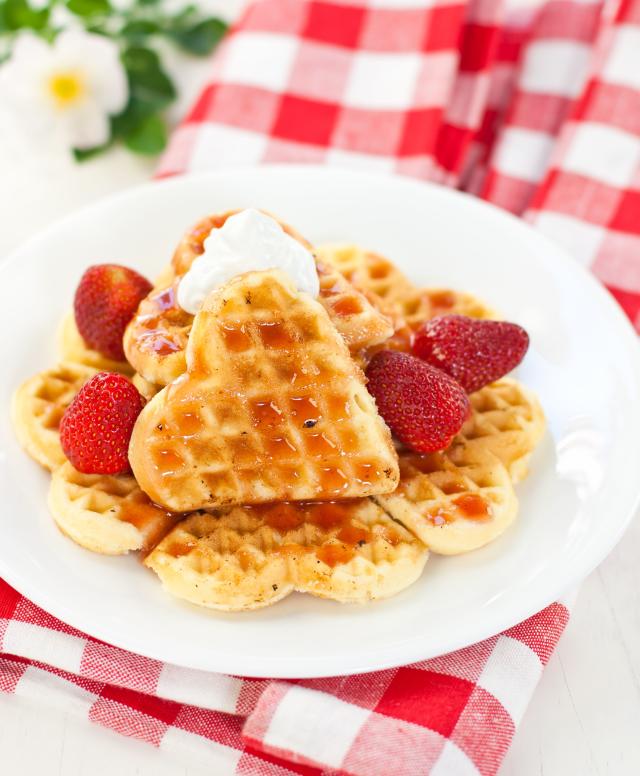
[176,209,319,314]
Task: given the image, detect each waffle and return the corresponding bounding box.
[124,210,310,385]
[317,243,497,354]
[124,258,393,388]
[171,210,314,277]
[132,372,161,402]
[49,462,181,554]
[318,243,497,320]
[374,444,518,555]
[129,269,399,512]
[144,499,428,610]
[11,362,98,470]
[452,379,545,483]
[58,311,133,375]
[316,244,415,307]
[123,278,192,386]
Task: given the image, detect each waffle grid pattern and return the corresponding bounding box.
[11,362,98,471]
[317,244,416,308]
[317,243,498,355]
[375,445,518,555]
[126,227,393,387]
[453,378,546,483]
[146,500,428,610]
[130,271,398,512]
[315,260,394,350]
[48,462,179,555]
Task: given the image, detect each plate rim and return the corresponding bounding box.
[2,164,640,678]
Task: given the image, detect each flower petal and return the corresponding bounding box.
[92,57,128,115]
[54,31,128,114]
[8,30,51,68]
[0,33,53,109]
[61,99,111,149]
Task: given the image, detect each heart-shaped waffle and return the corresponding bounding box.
[129,270,399,512]
[144,499,427,610]
[124,215,393,386]
[452,378,545,483]
[124,261,393,387]
[374,444,518,555]
[49,462,181,555]
[12,362,99,470]
[317,243,498,355]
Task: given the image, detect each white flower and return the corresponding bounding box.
[0,30,128,150]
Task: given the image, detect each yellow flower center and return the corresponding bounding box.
[48,71,85,107]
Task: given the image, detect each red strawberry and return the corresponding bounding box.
[366,350,470,453]
[74,264,152,361]
[60,373,145,475]
[412,315,529,394]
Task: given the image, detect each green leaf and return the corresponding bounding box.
[3,0,49,30]
[168,4,198,25]
[121,46,176,112]
[123,113,167,155]
[121,19,160,41]
[110,98,149,137]
[73,142,111,162]
[39,25,57,42]
[66,0,110,17]
[169,17,227,56]
[84,22,109,35]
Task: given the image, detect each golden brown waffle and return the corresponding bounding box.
[318,243,497,319]
[144,499,427,610]
[125,237,393,387]
[124,265,393,387]
[374,444,518,555]
[58,311,133,375]
[123,279,192,386]
[316,244,415,307]
[317,243,498,354]
[49,462,181,554]
[11,362,98,470]
[124,210,312,386]
[315,260,393,350]
[130,269,399,512]
[396,287,497,333]
[452,379,545,483]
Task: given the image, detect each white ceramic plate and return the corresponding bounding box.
[2,166,639,678]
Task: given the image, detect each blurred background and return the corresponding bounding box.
[0,0,241,256]
[0,0,550,258]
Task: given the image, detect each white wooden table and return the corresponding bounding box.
[2,2,640,772]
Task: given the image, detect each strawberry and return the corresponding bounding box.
[412,315,529,394]
[60,373,145,475]
[74,264,152,361]
[366,350,470,453]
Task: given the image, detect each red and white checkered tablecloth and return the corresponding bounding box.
[3,0,639,773]
[160,0,640,327]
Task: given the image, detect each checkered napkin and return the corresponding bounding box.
[0,578,569,775]
[160,0,640,328]
[2,0,639,773]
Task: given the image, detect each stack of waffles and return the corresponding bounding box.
[12,214,545,611]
